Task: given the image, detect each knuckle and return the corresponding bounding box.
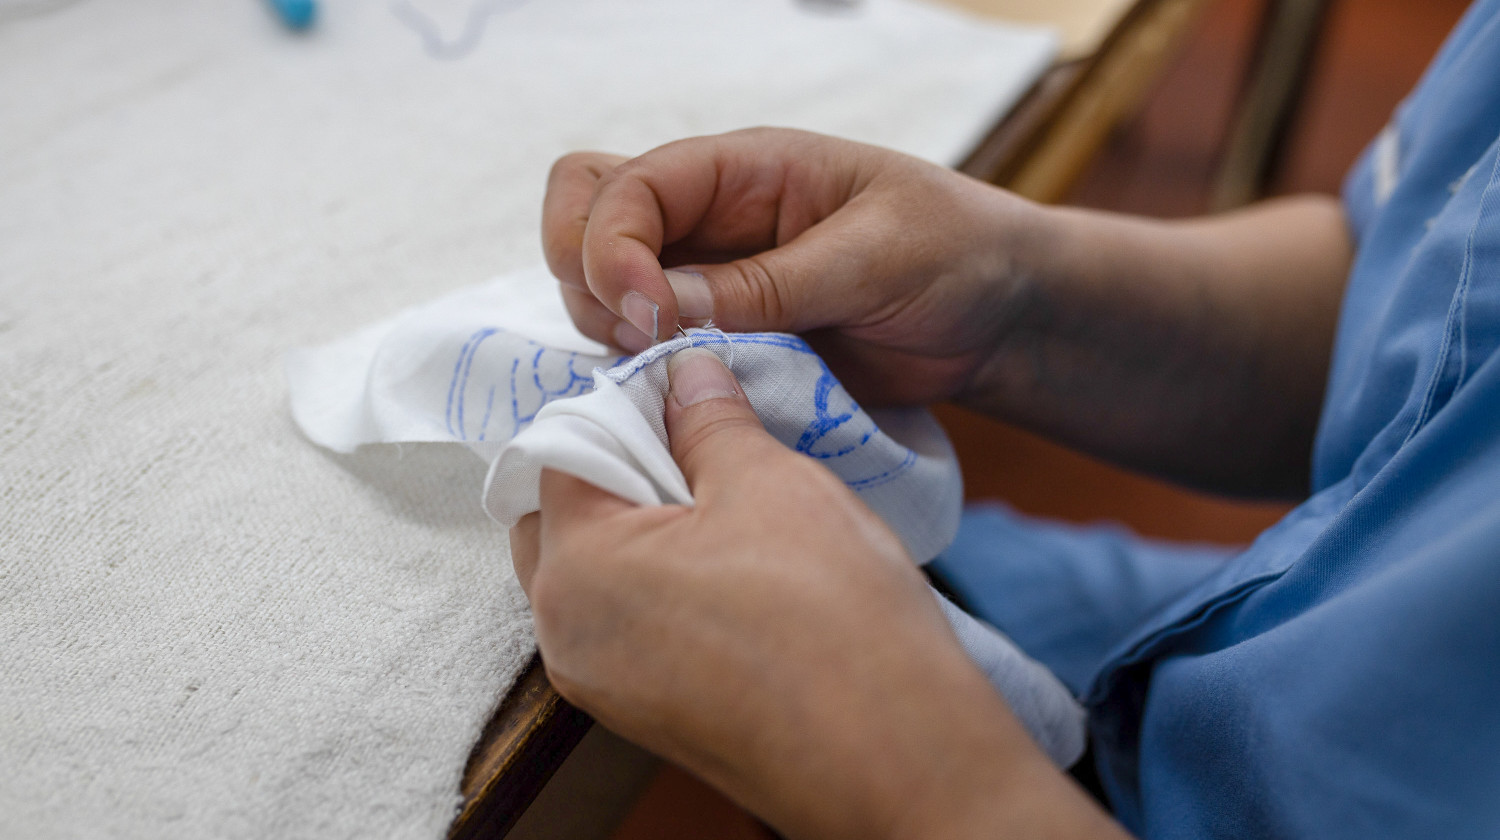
[591,156,663,210]
[592,158,638,196]
[589,167,619,199]
[542,227,582,273]
[779,451,838,490]
[783,457,859,510]
[548,151,594,182]
[735,125,777,144]
[678,410,755,450]
[727,257,791,328]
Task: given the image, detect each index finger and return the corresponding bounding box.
[579,137,732,343]
[536,467,638,529]
[542,152,629,293]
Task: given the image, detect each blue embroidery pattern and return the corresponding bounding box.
[445,328,619,442]
[444,327,915,490]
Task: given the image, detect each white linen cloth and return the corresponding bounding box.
[1,0,1057,836]
[289,267,964,563]
[483,331,963,564]
[288,265,1086,766]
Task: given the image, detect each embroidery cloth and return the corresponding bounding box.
[289,266,1086,765]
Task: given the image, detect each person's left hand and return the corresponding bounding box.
[508,348,1063,839]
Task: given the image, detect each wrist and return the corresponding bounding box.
[882,673,1041,840]
[883,664,1125,840]
[947,186,1073,412]
[705,617,1036,839]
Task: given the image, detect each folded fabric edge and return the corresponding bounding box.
[482,378,693,526]
[934,591,1088,768]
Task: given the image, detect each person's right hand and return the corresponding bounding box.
[509,349,1128,840]
[541,128,1035,406]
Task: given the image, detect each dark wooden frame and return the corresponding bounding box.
[449,655,592,840]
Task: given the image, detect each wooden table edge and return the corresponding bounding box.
[450,654,593,840]
[961,0,1211,195]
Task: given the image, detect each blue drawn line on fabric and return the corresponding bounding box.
[447,326,919,490]
[447,327,621,442]
[390,0,531,60]
[532,348,594,401]
[844,450,917,491]
[446,327,499,438]
[444,330,478,437]
[456,328,498,440]
[795,368,857,459]
[478,386,497,441]
[505,346,597,436]
[506,356,523,438]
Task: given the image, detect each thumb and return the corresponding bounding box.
[663,348,780,496]
[668,207,881,335]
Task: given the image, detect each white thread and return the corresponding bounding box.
[719,328,736,370]
[701,325,734,370]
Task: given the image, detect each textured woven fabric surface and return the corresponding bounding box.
[0,1,1053,836]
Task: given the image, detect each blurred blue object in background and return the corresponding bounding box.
[266,0,315,29]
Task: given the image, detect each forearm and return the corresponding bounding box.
[542,130,1350,495]
[884,667,1130,840]
[962,193,1352,498]
[690,625,1128,840]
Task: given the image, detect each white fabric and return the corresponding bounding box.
[482,331,966,565]
[289,265,1085,766]
[287,267,619,461]
[3,0,1057,835]
[484,337,1087,766]
[289,266,964,563]
[934,595,1087,766]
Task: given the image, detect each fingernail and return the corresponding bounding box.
[621,291,659,343]
[667,348,739,407]
[666,269,713,321]
[612,320,654,354]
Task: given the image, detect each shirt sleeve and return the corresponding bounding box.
[930,504,1232,695]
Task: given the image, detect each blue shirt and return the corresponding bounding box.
[932,1,1500,835]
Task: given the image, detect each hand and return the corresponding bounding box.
[542,129,1353,496]
[508,349,1122,839]
[541,128,1034,406]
